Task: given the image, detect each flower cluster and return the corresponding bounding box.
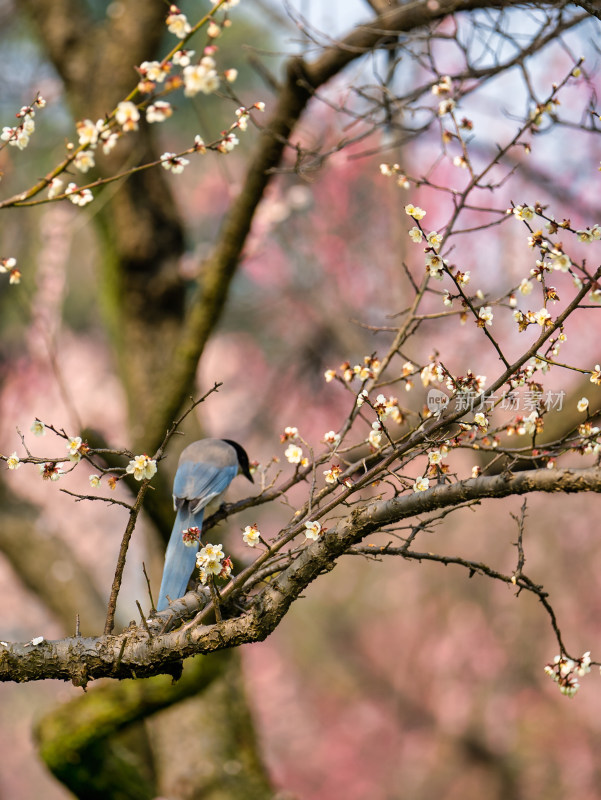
[405,203,426,221]
[65,183,94,207]
[126,454,158,481]
[182,527,201,547]
[160,152,190,173]
[196,542,232,583]
[544,652,591,697]
[513,307,552,330]
[183,57,220,96]
[432,75,453,96]
[328,355,381,384]
[1,95,45,151]
[67,436,89,463]
[280,426,299,442]
[0,257,21,285]
[379,162,410,188]
[39,463,63,481]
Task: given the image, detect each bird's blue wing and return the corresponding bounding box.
[173,461,238,513]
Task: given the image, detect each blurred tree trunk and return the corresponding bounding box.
[17,3,274,797]
[22,0,187,443]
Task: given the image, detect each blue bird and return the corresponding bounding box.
[157,438,253,611]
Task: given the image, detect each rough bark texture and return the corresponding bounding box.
[4,466,601,684]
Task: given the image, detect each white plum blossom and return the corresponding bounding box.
[519,278,534,295]
[217,133,239,153]
[426,253,447,280]
[304,520,322,540]
[31,419,45,436]
[522,411,539,436]
[6,452,21,470]
[577,225,601,243]
[438,98,456,115]
[432,75,452,95]
[1,120,33,149]
[196,542,225,580]
[413,476,429,492]
[115,101,140,132]
[550,250,571,272]
[453,155,468,169]
[533,308,551,326]
[146,101,173,123]
[74,150,95,173]
[427,231,443,249]
[474,412,488,429]
[67,436,84,461]
[47,178,64,199]
[478,306,493,326]
[66,183,93,207]
[166,7,191,38]
[183,58,220,97]
[590,365,601,385]
[173,49,195,67]
[160,153,189,173]
[285,444,303,464]
[100,131,119,155]
[578,397,589,412]
[405,204,426,220]
[126,454,157,481]
[76,118,100,146]
[323,430,341,446]
[368,428,382,448]
[323,465,342,484]
[242,525,261,547]
[513,205,535,221]
[89,474,101,488]
[138,60,170,83]
[428,449,444,465]
[544,652,591,697]
[207,20,221,38]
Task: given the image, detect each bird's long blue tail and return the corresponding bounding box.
[156,507,204,611]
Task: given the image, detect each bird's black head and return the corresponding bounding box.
[222,439,254,483]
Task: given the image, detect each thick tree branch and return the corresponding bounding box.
[2,464,600,684]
